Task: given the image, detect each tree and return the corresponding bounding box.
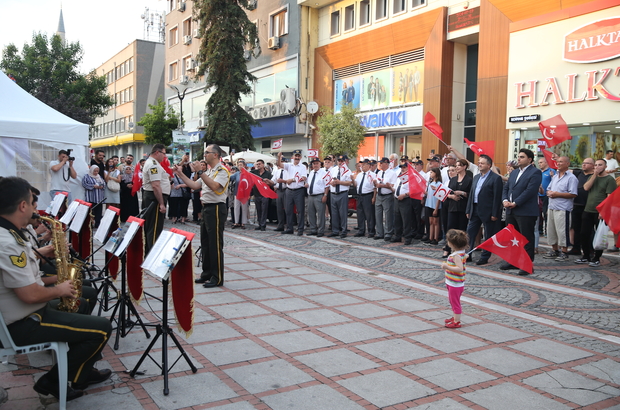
[316,104,368,158]
[194,0,259,151]
[137,97,181,146]
[1,33,114,126]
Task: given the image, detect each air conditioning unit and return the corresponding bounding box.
[177,1,186,11]
[269,104,278,117]
[267,36,280,50]
[193,28,202,38]
[280,88,296,112]
[243,50,252,60]
[260,105,269,118]
[179,75,189,85]
[278,101,288,115]
[247,0,257,10]
[183,35,192,45]
[252,109,260,119]
[185,59,195,71]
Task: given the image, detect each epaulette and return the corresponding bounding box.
[9,229,26,247]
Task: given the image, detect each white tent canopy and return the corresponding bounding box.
[223,150,277,164]
[0,71,90,209]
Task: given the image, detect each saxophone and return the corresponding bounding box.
[39,216,84,312]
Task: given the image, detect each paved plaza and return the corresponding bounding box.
[1,218,619,409]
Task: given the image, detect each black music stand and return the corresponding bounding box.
[129,232,197,395]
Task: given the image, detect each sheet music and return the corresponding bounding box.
[59,201,80,225]
[69,204,90,233]
[50,194,66,217]
[94,209,117,243]
[142,231,186,280]
[114,221,140,256]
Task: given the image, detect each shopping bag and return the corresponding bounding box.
[593,220,610,250]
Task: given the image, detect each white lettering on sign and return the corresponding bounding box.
[359,110,407,128]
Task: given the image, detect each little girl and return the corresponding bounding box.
[425,167,442,245]
[441,229,469,328]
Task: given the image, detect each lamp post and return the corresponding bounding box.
[168,84,189,130]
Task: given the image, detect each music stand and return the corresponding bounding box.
[129,230,197,395]
[104,217,151,349]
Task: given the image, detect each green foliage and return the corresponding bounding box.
[194,0,259,151]
[316,104,367,158]
[137,97,180,146]
[1,33,114,125]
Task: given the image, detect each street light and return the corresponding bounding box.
[168,83,190,130]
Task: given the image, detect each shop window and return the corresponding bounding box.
[344,5,355,31]
[375,0,387,20]
[331,10,340,36]
[393,0,405,14]
[169,26,179,46]
[269,7,288,37]
[359,0,370,26]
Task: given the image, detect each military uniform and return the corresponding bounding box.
[198,163,230,287]
[0,217,111,385]
[142,157,171,252]
[271,167,288,230]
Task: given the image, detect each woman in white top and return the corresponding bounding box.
[104,158,121,208]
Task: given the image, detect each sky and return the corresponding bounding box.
[0,0,166,74]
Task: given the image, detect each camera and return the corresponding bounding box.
[66,149,75,161]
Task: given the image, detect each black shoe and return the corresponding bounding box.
[34,374,84,402]
[203,278,223,288]
[327,232,339,237]
[421,236,429,242]
[567,248,581,255]
[282,230,294,234]
[384,236,392,242]
[354,233,365,237]
[404,239,412,245]
[306,232,317,236]
[254,226,262,230]
[373,236,384,240]
[72,368,112,390]
[317,233,324,238]
[297,231,303,236]
[390,237,402,243]
[500,262,516,270]
[194,277,208,284]
[414,234,423,240]
[340,234,347,238]
[476,259,489,265]
[518,269,531,276]
[260,227,266,231]
[274,228,284,232]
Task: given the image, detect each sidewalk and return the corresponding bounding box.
[1,221,619,409]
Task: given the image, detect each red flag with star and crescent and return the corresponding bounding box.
[237,168,277,203]
[477,224,533,273]
[596,187,620,248]
[540,148,558,170]
[406,162,427,201]
[538,114,572,148]
[246,168,278,199]
[464,138,495,160]
[131,164,142,196]
[424,112,443,141]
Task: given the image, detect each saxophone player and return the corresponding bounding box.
[0,177,112,402]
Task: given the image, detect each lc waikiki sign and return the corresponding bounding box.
[358,106,422,131]
[510,12,620,112]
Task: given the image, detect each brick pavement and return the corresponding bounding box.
[1,218,619,409]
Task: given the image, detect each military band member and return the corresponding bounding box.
[277,150,307,236]
[305,158,329,237]
[353,159,376,237]
[374,157,396,241]
[392,164,415,245]
[142,144,171,252]
[328,155,353,238]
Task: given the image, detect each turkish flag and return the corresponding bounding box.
[538,114,572,148]
[220,158,231,172]
[424,112,443,141]
[464,138,495,160]
[596,187,620,247]
[160,156,174,177]
[131,164,142,196]
[540,148,558,169]
[406,162,427,200]
[245,168,278,199]
[478,224,533,273]
[236,168,254,204]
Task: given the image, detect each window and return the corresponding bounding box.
[412,0,425,8]
[344,5,355,31]
[129,87,133,101]
[168,0,177,12]
[376,0,387,20]
[169,26,179,46]
[169,61,178,81]
[183,17,192,37]
[359,0,370,26]
[393,0,405,14]
[129,58,134,73]
[269,8,288,37]
[331,11,340,36]
[120,64,125,77]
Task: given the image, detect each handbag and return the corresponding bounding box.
[592,220,610,250]
[107,179,120,192]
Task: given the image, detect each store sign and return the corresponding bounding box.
[357,106,422,130]
[448,7,480,32]
[564,17,620,63]
[172,130,189,144]
[509,114,541,123]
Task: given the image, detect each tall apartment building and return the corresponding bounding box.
[91,39,165,159]
[307,0,619,166]
[164,0,316,159]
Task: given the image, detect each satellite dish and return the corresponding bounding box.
[307,101,319,114]
[128,122,135,129]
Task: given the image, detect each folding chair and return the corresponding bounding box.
[0,312,69,410]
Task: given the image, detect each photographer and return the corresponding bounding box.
[49,149,77,202]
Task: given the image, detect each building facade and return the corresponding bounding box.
[91,39,165,160]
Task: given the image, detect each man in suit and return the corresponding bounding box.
[466,155,503,265]
[502,148,543,275]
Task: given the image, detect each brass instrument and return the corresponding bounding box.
[39,216,84,312]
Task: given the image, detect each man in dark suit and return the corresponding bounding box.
[466,155,503,265]
[502,148,542,275]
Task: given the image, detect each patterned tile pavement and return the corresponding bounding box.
[1,217,619,409]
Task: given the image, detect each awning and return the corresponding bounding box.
[90,133,146,148]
